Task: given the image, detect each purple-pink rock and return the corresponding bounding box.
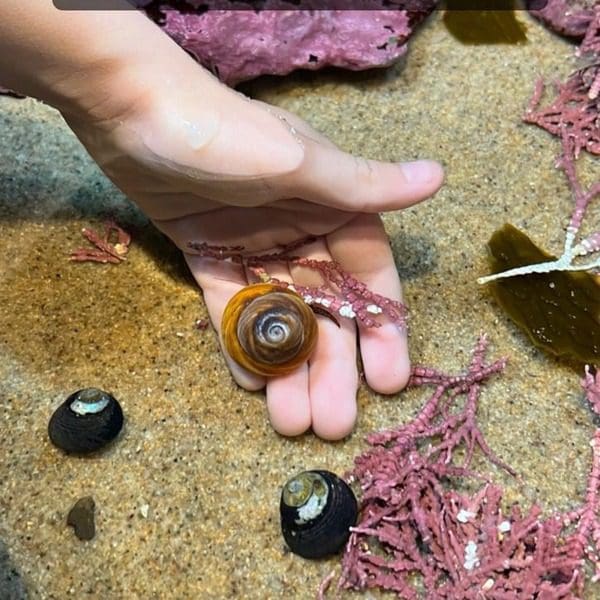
[526,0,596,39]
[145,2,436,85]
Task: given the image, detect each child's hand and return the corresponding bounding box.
[63,69,443,440]
[0,1,442,438]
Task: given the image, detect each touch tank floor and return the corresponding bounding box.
[0,10,598,600]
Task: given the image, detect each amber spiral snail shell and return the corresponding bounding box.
[221,283,318,377]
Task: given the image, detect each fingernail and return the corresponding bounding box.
[400,160,443,184]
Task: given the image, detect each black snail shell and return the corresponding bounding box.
[280,469,358,559]
[48,388,124,454]
[221,283,318,377]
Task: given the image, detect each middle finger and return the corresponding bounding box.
[289,239,359,440]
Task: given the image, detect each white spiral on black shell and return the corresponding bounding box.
[280,470,358,559]
[283,472,329,525]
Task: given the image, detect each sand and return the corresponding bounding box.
[0,10,598,600]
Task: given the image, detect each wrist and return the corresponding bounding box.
[56,30,226,129]
[0,2,217,124]
[44,17,196,124]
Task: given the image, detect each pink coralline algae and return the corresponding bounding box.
[557,135,600,261]
[584,366,600,416]
[527,0,597,39]
[477,135,600,284]
[319,338,600,599]
[69,220,131,264]
[188,236,407,328]
[524,72,600,158]
[143,2,437,85]
[524,5,600,158]
[476,7,600,284]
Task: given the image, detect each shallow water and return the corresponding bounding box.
[0,10,598,599]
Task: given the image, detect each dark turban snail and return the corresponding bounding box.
[221,283,318,377]
[280,469,358,559]
[48,388,124,454]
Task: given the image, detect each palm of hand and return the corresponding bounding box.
[159,204,410,440]
[64,88,443,439]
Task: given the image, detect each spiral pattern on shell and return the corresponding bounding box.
[280,469,358,559]
[221,283,318,377]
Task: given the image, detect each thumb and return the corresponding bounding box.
[280,131,444,213]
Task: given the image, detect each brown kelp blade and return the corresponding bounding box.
[485,223,600,364]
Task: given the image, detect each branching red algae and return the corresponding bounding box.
[188,237,407,329]
[320,338,600,599]
[523,70,600,158]
[524,5,600,157]
[69,220,131,264]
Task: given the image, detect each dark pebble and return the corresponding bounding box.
[67,497,96,541]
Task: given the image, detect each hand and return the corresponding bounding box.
[63,60,444,440]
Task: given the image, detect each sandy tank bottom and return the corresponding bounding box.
[0,11,598,600]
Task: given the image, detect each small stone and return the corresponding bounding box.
[67,497,95,541]
[139,504,150,519]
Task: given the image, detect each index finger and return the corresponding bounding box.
[279,131,444,214]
